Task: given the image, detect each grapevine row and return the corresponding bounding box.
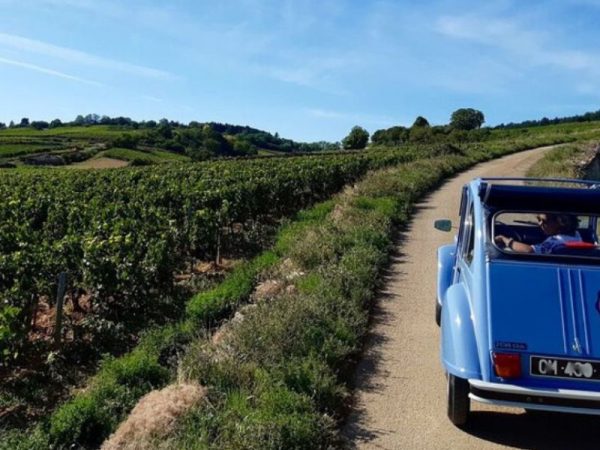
[0,147,425,360]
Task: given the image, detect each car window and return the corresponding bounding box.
[492,211,600,259]
[463,204,475,265]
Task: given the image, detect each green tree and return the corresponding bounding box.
[412,116,429,127]
[450,108,485,130]
[19,117,30,127]
[31,121,49,130]
[50,119,63,128]
[342,126,369,149]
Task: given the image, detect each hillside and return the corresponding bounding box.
[0,120,338,168]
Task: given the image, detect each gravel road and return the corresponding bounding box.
[343,146,600,450]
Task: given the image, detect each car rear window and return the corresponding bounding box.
[492,211,600,259]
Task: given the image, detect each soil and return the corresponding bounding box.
[69,157,129,169]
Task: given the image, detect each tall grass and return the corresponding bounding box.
[525,144,589,179]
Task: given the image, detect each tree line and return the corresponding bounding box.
[342,108,486,149]
[494,109,600,129]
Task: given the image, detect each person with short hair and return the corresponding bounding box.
[495,213,582,254]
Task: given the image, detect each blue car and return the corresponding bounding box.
[435,177,600,426]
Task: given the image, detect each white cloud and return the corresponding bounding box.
[141,95,163,103]
[0,32,177,80]
[435,14,600,74]
[0,56,103,86]
[305,108,395,127]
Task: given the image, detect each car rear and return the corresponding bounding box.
[471,259,600,414]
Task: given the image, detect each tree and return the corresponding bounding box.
[31,121,49,130]
[342,126,369,150]
[450,108,485,130]
[112,133,139,149]
[412,116,430,127]
[50,118,63,128]
[84,113,101,125]
[19,117,30,127]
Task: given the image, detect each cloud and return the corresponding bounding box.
[141,95,163,103]
[0,32,177,80]
[0,56,103,86]
[435,14,600,74]
[305,108,395,127]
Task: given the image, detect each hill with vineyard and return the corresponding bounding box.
[0,118,340,168]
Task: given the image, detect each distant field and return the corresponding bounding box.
[0,125,145,138]
[0,126,189,167]
[69,157,129,169]
[103,147,190,163]
[0,143,63,158]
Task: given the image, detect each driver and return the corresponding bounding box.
[495,213,582,254]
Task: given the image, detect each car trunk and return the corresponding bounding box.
[488,260,600,385]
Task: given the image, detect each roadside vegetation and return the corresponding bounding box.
[526,141,600,180]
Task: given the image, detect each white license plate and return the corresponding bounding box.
[531,356,600,381]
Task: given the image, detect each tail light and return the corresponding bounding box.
[493,352,521,379]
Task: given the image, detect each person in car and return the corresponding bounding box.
[495,213,582,254]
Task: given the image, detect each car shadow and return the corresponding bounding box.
[463,410,600,449]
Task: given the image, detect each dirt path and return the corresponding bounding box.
[343,146,600,449]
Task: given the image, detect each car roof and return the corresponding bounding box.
[469,178,600,214]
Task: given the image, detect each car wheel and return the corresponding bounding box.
[447,373,470,426]
[435,301,441,327]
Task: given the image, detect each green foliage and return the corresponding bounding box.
[412,116,430,127]
[371,126,409,146]
[111,132,139,149]
[45,324,189,448]
[526,144,589,180]
[342,126,369,150]
[450,108,485,130]
[0,306,20,359]
[186,252,279,325]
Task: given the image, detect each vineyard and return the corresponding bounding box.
[0,146,439,368]
[1,121,600,448]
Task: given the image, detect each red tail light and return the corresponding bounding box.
[493,352,521,378]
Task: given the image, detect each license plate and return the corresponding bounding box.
[531,356,600,381]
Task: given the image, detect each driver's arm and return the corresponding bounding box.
[495,235,534,253]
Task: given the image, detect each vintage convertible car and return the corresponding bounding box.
[435,177,600,426]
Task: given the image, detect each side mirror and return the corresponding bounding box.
[434,219,452,232]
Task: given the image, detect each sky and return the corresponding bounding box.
[1,0,600,142]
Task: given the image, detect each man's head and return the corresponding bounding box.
[537,213,578,236]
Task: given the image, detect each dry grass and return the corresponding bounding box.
[101,383,206,450]
[69,156,129,169]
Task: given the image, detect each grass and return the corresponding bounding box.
[94,148,190,165]
[103,148,162,164]
[526,143,591,179]
[0,144,64,158]
[0,248,280,449]
[0,125,145,138]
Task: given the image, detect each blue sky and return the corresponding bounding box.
[1,0,600,142]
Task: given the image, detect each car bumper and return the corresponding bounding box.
[469,379,600,415]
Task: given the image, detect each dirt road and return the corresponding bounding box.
[343,146,600,449]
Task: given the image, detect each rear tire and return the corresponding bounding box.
[447,373,470,426]
[435,301,441,327]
